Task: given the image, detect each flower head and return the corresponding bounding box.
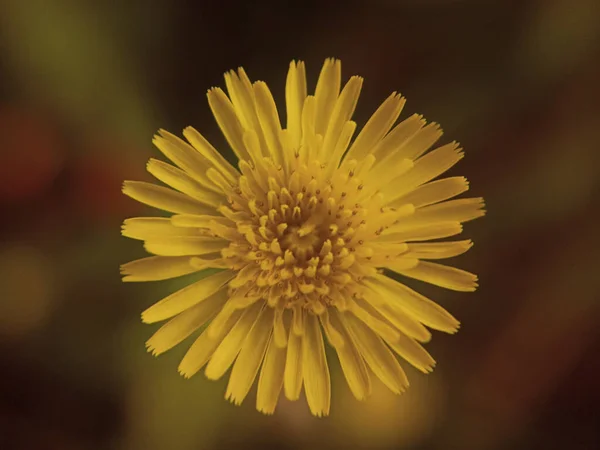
[121,59,485,416]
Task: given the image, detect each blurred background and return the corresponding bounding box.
[1,0,599,449]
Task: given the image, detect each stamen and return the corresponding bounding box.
[215,155,416,317]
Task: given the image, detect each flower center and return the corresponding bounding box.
[218,157,412,313]
[281,226,321,260]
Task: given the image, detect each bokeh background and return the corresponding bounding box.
[1,0,599,449]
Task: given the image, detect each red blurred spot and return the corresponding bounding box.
[0,107,64,203]
[68,138,148,221]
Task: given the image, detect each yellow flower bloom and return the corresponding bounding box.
[121,58,485,417]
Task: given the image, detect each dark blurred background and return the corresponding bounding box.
[1,0,599,449]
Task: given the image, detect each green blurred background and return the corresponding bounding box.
[1,0,599,449]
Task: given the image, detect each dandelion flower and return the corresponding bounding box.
[121,59,485,416]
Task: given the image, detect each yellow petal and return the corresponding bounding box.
[392,176,469,208]
[318,308,345,349]
[182,126,239,184]
[362,157,413,195]
[291,305,305,336]
[205,301,238,338]
[386,199,484,235]
[224,70,257,132]
[372,275,460,333]
[123,181,215,215]
[385,332,436,374]
[190,255,228,270]
[170,214,230,228]
[153,130,219,191]
[379,222,463,242]
[242,129,266,165]
[322,76,363,160]
[329,309,371,400]
[283,323,303,400]
[146,288,228,355]
[394,121,443,161]
[121,217,199,240]
[144,236,227,256]
[302,313,331,416]
[256,334,287,414]
[345,92,405,162]
[120,256,198,282]
[383,142,464,202]
[347,298,400,344]
[384,257,420,273]
[411,197,486,224]
[205,301,264,380]
[178,309,243,378]
[254,81,285,167]
[236,67,270,154]
[226,306,273,404]
[273,306,288,348]
[404,240,473,260]
[141,270,234,323]
[229,264,261,288]
[361,288,432,343]
[326,120,356,176]
[146,159,224,207]
[207,87,251,161]
[227,283,262,311]
[197,221,237,242]
[395,260,479,292]
[285,60,307,149]
[314,58,341,135]
[343,312,408,394]
[372,113,425,161]
[206,167,236,195]
[300,95,317,163]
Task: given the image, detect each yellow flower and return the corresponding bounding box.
[121,58,485,417]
